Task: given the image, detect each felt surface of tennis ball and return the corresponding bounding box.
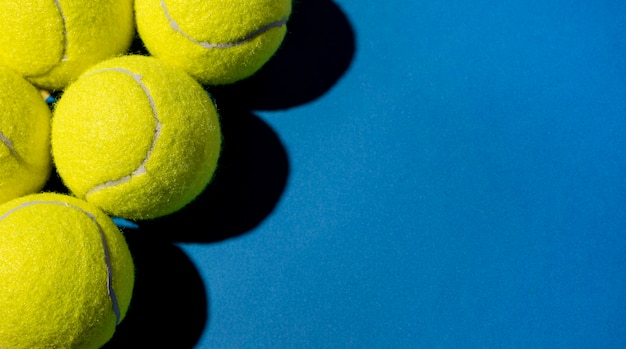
[0,66,51,204]
[52,55,222,220]
[0,193,134,349]
[135,0,292,85]
[0,0,134,90]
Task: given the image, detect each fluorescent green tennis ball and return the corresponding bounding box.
[0,0,134,90]
[52,55,222,220]
[135,0,292,85]
[0,66,51,204]
[0,193,134,349]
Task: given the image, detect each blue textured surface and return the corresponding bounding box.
[107,1,626,348]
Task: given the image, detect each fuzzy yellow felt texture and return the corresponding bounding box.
[0,0,134,90]
[0,66,51,205]
[52,55,222,220]
[135,0,292,85]
[0,193,134,349]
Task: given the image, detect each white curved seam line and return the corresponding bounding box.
[0,200,121,324]
[25,0,68,79]
[161,0,288,49]
[52,0,69,61]
[85,68,162,197]
[0,131,23,163]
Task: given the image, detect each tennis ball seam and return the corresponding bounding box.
[0,130,48,173]
[84,68,162,198]
[52,0,69,62]
[161,0,288,49]
[26,0,69,79]
[0,199,121,324]
[0,131,25,164]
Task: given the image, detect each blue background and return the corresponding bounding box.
[104,1,626,348]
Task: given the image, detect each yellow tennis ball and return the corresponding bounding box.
[135,0,292,85]
[0,0,135,90]
[52,55,222,220]
[0,66,51,204]
[0,193,134,349]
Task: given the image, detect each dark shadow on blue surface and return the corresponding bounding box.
[102,230,208,349]
[211,0,357,110]
[138,109,289,243]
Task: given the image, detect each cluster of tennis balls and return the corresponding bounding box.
[0,0,292,348]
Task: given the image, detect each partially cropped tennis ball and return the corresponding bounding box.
[0,66,51,204]
[52,55,222,220]
[0,0,134,90]
[0,193,134,349]
[135,0,292,85]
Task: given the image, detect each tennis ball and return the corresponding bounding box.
[52,55,222,220]
[0,0,134,90]
[135,0,292,85]
[0,66,51,204]
[0,193,134,349]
